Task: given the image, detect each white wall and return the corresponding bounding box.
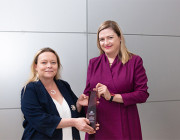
[0,0,180,139]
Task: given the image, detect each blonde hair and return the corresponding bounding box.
[97,20,132,64]
[26,47,61,85]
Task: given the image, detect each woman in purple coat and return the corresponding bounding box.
[83,20,149,140]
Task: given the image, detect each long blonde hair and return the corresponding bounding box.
[97,20,132,64]
[26,47,61,85]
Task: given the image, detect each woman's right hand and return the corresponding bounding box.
[74,118,96,134]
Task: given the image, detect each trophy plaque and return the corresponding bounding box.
[87,91,97,129]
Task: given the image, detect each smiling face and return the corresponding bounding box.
[98,28,121,57]
[35,52,58,80]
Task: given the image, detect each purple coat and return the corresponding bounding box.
[84,54,149,140]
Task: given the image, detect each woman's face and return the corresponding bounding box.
[35,52,58,80]
[99,28,121,57]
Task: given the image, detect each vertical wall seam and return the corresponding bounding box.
[86,0,88,68]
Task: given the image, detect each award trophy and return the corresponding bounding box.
[87,91,97,129]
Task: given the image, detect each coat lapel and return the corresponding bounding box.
[35,80,60,116]
[55,80,77,116]
[102,54,120,93]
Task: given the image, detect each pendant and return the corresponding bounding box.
[50,90,56,95]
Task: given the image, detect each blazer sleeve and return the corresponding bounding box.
[121,56,149,106]
[21,83,61,137]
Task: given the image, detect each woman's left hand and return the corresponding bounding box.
[96,83,111,100]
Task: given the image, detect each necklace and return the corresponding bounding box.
[109,62,113,66]
[50,90,56,95]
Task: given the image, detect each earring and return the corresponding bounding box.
[35,73,39,80]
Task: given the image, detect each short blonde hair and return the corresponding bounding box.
[97,20,132,64]
[26,47,61,85]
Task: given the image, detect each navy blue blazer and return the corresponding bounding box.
[21,79,84,140]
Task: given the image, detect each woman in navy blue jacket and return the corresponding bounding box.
[21,47,96,140]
